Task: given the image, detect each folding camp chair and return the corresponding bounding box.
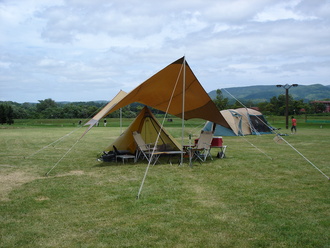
[132,131,155,162]
[189,131,214,163]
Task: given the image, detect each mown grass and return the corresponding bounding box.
[0,119,329,247]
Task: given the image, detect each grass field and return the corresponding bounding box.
[0,118,329,247]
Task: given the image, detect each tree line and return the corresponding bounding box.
[0,98,157,124]
[210,89,326,116]
[0,92,328,124]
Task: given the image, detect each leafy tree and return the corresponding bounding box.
[257,101,272,115]
[6,105,14,124]
[0,104,6,124]
[213,89,229,110]
[2,93,327,120]
[20,103,37,118]
[0,104,14,124]
[291,99,305,115]
[11,104,28,119]
[269,94,295,115]
[36,98,57,112]
[232,100,242,109]
[312,102,326,113]
[86,106,99,118]
[63,104,80,118]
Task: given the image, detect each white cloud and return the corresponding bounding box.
[253,0,318,22]
[0,0,329,102]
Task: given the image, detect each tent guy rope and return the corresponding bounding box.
[221,88,274,160]
[25,129,77,159]
[31,103,109,176]
[137,57,185,199]
[221,88,272,135]
[276,135,329,180]
[27,101,108,159]
[45,138,81,176]
[241,136,273,160]
[222,87,329,180]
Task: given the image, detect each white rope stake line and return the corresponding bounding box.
[26,104,107,159]
[26,129,77,159]
[241,135,273,160]
[45,138,80,176]
[278,135,329,180]
[221,88,273,159]
[222,88,328,179]
[221,88,277,135]
[137,61,183,199]
[187,122,206,137]
[136,152,157,199]
[221,88,245,109]
[41,110,105,176]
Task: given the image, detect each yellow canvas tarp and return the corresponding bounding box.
[84,90,128,131]
[88,57,227,126]
[105,106,181,153]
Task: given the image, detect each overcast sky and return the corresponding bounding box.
[1,0,329,103]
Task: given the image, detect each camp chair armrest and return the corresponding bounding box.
[145,143,157,151]
[201,142,212,148]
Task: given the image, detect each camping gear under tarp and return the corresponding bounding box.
[104,106,182,154]
[84,57,228,131]
[203,108,273,136]
[189,131,214,163]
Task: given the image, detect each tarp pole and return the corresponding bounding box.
[181,56,186,165]
[120,108,122,133]
[137,61,184,199]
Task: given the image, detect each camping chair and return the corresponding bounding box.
[132,131,155,162]
[190,131,214,162]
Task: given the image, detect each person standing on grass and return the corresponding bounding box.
[291,116,297,134]
[104,119,107,127]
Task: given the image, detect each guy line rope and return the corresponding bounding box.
[221,88,329,180]
[29,102,109,176]
[137,59,184,199]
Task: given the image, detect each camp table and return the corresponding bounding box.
[116,154,136,164]
[151,151,185,165]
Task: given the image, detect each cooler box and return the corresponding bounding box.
[211,137,223,147]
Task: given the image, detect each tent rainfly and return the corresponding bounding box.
[203,108,273,136]
[104,106,182,154]
[84,56,228,133]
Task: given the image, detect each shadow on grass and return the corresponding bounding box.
[92,161,137,168]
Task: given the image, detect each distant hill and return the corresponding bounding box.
[209,84,330,103]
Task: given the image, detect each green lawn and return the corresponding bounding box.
[0,119,329,247]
